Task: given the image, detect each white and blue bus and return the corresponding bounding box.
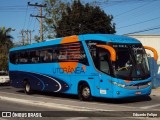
[9,34,158,100]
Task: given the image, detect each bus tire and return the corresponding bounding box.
[78,83,92,101]
[24,81,32,95]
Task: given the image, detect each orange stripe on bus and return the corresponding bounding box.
[61,35,79,44]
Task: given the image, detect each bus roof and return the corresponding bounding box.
[10,34,140,51]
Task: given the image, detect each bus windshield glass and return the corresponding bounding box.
[86,41,150,80]
[112,44,150,80]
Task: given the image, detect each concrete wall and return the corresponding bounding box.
[127,34,160,62]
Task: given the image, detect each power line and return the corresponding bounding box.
[0,11,27,12]
[53,23,160,36]
[27,8,36,30]
[112,0,158,26]
[117,16,160,29]
[114,2,150,18]
[0,5,27,7]
[0,7,34,10]
[0,7,34,12]
[103,0,158,4]
[125,25,160,34]
[27,12,31,30]
[0,8,28,10]
[22,5,28,30]
[32,18,37,31]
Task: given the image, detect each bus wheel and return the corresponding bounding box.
[78,83,92,101]
[24,81,32,95]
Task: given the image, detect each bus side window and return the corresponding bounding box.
[40,48,53,63]
[53,49,59,62]
[99,51,110,74]
[44,49,53,62]
[10,52,19,64]
[19,51,29,64]
[58,51,67,60]
[30,50,40,63]
[57,44,68,61]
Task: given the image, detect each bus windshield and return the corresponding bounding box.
[113,44,150,80]
[86,41,150,80]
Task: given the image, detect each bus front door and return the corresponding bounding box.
[98,47,113,97]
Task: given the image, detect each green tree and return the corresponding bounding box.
[34,35,40,43]
[56,0,116,37]
[44,0,68,39]
[0,27,13,71]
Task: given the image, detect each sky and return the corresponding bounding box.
[0,0,160,43]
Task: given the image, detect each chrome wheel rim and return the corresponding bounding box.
[26,84,30,92]
[82,87,90,98]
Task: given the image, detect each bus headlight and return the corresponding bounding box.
[111,81,126,88]
[148,82,151,86]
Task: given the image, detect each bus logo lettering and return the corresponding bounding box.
[53,66,85,74]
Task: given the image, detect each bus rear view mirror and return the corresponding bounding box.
[96,44,116,61]
[144,46,158,61]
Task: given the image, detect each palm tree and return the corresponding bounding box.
[0,27,13,53]
[0,27,13,71]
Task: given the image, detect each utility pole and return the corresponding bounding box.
[28,30,34,44]
[24,30,29,44]
[19,30,25,45]
[19,30,34,45]
[28,2,46,42]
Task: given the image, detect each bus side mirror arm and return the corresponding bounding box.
[96,44,116,62]
[144,46,158,61]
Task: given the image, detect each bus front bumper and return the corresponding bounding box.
[112,85,152,98]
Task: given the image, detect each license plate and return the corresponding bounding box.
[135,91,141,95]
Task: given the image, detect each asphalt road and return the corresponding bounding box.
[0,85,160,120]
[0,99,145,120]
[0,100,152,120]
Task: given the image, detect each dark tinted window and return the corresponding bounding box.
[30,50,40,63]
[40,48,53,63]
[86,40,112,74]
[98,48,111,74]
[19,51,29,64]
[57,42,89,65]
[9,42,88,65]
[9,52,19,64]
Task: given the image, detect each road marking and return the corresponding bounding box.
[0,118,8,120]
[65,117,88,120]
[140,104,160,109]
[0,91,137,110]
[0,95,113,111]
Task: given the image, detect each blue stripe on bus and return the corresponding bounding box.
[23,72,45,91]
[9,71,69,92]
